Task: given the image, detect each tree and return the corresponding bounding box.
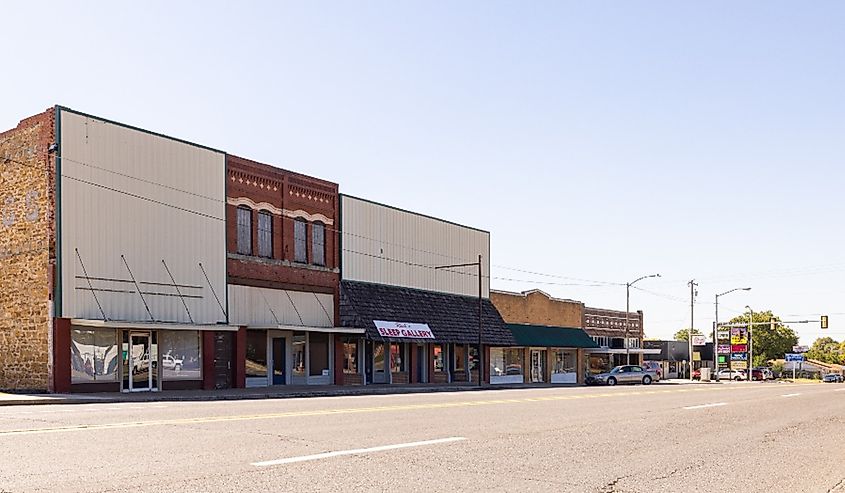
[806,337,841,364]
[674,328,703,342]
[727,311,798,364]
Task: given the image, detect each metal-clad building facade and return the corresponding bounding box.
[340,195,490,298]
[59,109,227,324]
[228,285,334,328]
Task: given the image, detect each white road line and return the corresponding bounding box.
[683,402,727,410]
[834,388,845,392]
[782,393,801,398]
[251,437,466,467]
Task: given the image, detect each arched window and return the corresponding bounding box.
[312,221,325,266]
[257,211,273,258]
[294,218,307,263]
[236,206,252,255]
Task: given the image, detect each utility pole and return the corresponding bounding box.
[436,255,484,388]
[746,306,753,381]
[688,279,698,380]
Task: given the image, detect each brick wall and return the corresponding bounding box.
[584,307,644,339]
[225,155,340,307]
[0,109,55,390]
[491,290,584,328]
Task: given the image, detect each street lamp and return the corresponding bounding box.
[714,287,751,377]
[436,255,483,387]
[626,273,660,365]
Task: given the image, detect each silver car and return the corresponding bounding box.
[590,365,657,386]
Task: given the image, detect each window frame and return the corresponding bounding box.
[312,221,326,266]
[257,211,273,258]
[236,206,253,255]
[294,218,308,263]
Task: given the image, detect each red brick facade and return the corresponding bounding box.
[225,154,340,312]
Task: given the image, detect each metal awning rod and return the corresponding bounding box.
[121,254,155,322]
[199,262,226,319]
[162,259,193,324]
[75,248,107,321]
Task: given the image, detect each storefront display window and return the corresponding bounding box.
[469,346,479,371]
[343,340,358,374]
[246,330,268,379]
[160,331,201,380]
[71,329,118,383]
[292,332,306,377]
[552,349,577,384]
[390,343,405,373]
[309,332,329,377]
[374,342,385,374]
[433,344,445,372]
[489,347,524,384]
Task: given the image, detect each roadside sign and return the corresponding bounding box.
[731,353,748,361]
[718,355,727,364]
[792,345,809,353]
[692,335,706,346]
[717,344,731,354]
[692,352,701,361]
[731,344,747,353]
[731,361,748,370]
[730,328,748,345]
[717,330,730,339]
[785,353,805,362]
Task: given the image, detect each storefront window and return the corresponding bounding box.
[246,330,268,379]
[433,344,445,373]
[589,354,611,374]
[553,349,576,374]
[343,340,358,374]
[390,343,405,372]
[292,332,306,377]
[454,345,466,372]
[71,329,118,383]
[490,348,524,377]
[160,331,201,380]
[309,332,329,377]
[469,346,479,371]
[374,342,385,374]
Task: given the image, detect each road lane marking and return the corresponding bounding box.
[835,388,845,392]
[782,393,801,398]
[683,402,727,410]
[251,437,466,467]
[0,384,809,437]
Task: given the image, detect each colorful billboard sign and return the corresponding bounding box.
[731,352,748,361]
[731,328,748,345]
[731,360,748,370]
[717,344,731,354]
[731,344,747,353]
[718,330,730,339]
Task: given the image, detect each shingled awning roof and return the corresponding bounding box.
[340,280,515,346]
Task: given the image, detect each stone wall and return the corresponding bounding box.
[0,109,54,390]
[490,289,585,328]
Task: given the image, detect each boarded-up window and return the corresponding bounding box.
[236,207,252,255]
[294,219,307,263]
[312,222,325,266]
[258,212,273,258]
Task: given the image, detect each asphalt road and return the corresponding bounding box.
[0,381,843,492]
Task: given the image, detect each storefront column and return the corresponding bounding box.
[523,347,530,384]
[52,317,72,393]
[576,349,586,385]
[546,348,553,383]
[333,337,344,385]
[409,345,418,383]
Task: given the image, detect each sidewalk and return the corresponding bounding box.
[0,382,570,407]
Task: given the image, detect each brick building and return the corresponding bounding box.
[225,155,360,387]
[584,306,649,371]
[489,290,597,385]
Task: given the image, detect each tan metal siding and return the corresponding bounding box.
[227,285,334,327]
[341,196,490,297]
[60,111,226,324]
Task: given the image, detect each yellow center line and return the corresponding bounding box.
[0,383,810,437]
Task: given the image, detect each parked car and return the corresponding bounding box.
[161,353,184,371]
[641,361,662,381]
[823,373,843,383]
[715,369,746,381]
[587,365,657,386]
[742,369,764,381]
[753,367,774,380]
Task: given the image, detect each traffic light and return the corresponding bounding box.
[821,315,829,329]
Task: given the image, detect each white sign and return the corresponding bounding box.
[792,345,809,353]
[692,335,706,346]
[374,320,435,339]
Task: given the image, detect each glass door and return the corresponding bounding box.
[531,350,545,383]
[272,337,286,385]
[129,332,152,392]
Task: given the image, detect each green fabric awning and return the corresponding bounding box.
[506,323,599,348]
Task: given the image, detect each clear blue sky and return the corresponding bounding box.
[4,2,844,343]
